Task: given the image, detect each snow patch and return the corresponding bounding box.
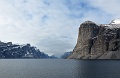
[101,18,120,29]
[111,18,120,24]
[106,24,120,29]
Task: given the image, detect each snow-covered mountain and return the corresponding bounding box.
[0,41,55,58]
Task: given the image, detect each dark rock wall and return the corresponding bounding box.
[68,21,120,59]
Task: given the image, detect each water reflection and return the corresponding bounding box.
[77,60,120,78]
[0,59,119,78]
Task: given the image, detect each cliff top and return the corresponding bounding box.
[82,21,96,24]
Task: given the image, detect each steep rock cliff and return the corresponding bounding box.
[68,20,120,59]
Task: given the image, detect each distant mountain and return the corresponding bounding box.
[49,55,57,59]
[61,52,72,59]
[0,41,55,59]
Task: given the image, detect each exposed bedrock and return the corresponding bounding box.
[68,20,120,59]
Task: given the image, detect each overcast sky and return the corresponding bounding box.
[0,0,120,57]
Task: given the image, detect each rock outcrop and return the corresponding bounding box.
[68,19,120,59]
[0,41,55,59]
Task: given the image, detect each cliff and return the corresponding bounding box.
[68,19,120,59]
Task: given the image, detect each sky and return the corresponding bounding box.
[0,0,120,57]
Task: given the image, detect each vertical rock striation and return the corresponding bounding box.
[68,20,120,59]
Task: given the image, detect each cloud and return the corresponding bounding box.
[0,0,119,57]
[87,0,120,22]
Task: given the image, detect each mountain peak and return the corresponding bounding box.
[110,18,120,24]
[82,21,95,24]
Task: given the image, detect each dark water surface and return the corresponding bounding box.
[0,59,119,78]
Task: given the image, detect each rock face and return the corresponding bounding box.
[68,20,120,59]
[0,41,54,59]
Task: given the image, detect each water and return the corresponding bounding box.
[0,59,119,78]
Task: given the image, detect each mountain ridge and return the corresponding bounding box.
[0,41,56,59]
